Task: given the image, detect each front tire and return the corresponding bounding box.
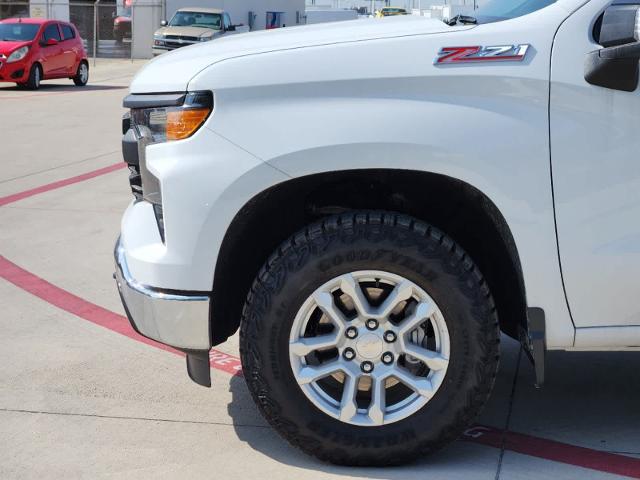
[240,212,500,465]
[24,63,41,90]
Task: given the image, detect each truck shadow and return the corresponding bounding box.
[226,372,494,478]
[226,336,640,476]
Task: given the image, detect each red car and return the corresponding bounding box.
[0,18,88,90]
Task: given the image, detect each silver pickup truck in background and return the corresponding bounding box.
[152,8,249,55]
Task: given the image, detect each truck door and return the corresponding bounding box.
[550,0,640,329]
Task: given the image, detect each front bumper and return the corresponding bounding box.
[152,47,169,56]
[0,57,29,83]
[152,44,194,55]
[114,238,212,351]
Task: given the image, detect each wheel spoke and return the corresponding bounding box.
[339,372,359,422]
[404,344,449,371]
[313,291,347,332]
[392,366,435,399]
[297,361,342,385]
[338,273,371,317]
[398,301,437,335]
[290,332,340,357]
[376,279,414,318]
[367,375,386,425]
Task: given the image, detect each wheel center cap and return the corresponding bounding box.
[355,333,383,359]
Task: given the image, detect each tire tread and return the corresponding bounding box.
[239,211,500,466]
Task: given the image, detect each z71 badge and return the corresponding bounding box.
[435,45,531,64]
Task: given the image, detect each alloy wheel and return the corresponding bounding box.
[289,270,450,426]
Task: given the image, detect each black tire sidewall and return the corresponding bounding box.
[242,215,498,463]
[74,62,88,86]
[26,64,41,90]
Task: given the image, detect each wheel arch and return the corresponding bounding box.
[211,168,528,345]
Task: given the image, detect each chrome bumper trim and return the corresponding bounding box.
[114,239,212,350]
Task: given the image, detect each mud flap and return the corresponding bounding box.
[186,351,212,387]
[520,307,546,388]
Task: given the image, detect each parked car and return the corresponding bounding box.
[116,0,640,467]
[152,8,249,55]
[0,18,88,90]
[113,15,131,43]
[376,7,409,17]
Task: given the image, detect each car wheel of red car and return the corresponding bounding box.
[73,61,89,87]
[24,63,42,90]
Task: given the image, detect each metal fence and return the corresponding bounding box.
[0,1,162,60]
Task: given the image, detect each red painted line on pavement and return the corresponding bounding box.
[0,162,126,207]
[0,255,242,376]
[2,249,638,478]
[463,425,640,478]
[0,162,638,477]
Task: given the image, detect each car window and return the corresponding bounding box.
[42,23,62,41]
[0,23,40,41]
[61,24,75,40]
[223,13,231,29]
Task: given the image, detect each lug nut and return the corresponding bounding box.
[366,319,379,330]
[361,361,374,374]
[382,352,394,365]
[384,331,397,343]
[345,327,358,339]
[343,348,356,361]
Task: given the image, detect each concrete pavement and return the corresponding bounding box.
[1,60,639,479]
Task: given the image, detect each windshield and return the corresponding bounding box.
[169,12,221,29]
[473,0,557,23]
[0,23,39,41]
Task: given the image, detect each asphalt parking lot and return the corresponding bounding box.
[1,60,639,479]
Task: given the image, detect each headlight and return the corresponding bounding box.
[7,46,29,63]
[154,40,165,46]
[130,91,213,144]
[199,36,212,42]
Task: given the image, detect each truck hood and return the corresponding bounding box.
[131,16,471,93]
[154,25,220,38]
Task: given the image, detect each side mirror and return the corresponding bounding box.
[41,38,58,46]
[160,20,167,26]
[585,4,640,92]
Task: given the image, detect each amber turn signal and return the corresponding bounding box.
[166,107,211,141]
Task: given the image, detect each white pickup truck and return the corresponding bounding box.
[115,0,640,466]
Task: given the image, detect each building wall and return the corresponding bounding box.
[129,0,304,59]
[165,0,305,30]
[305,0,489,12]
